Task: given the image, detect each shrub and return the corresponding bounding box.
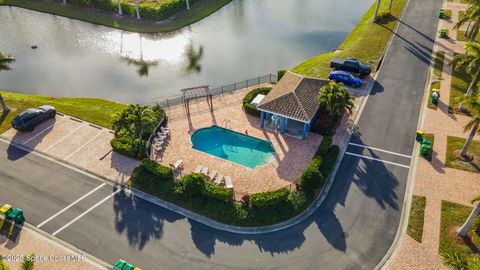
[320,145,340,177]
[141,158,173,180]
[182,173,205,196]
[130,165,156,191]
[242,87,272,117]
[286,190,312,212]
[111,136,147,159]
[299,157,324,191]
[119,1,134,15]
[250,188,290,208]
[92,0,114,10]
[202,181,234,202]
[277,70,287,81]
[316,136,333,156]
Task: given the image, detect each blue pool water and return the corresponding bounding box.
[191,126,276,168]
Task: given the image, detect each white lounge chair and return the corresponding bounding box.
[161,127,170,133]
[152,144,163,152]
[170,159,183,171]
[224,176,233,189]
[193,165,203,173]
[200,167,208,175]
[214,175,223,185]
[208,170,217,180]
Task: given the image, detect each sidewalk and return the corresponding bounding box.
[389,1,480,269]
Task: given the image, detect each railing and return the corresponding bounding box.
[146,113,166,158]
[157,74,278,110]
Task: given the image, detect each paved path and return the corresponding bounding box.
[0,0,442,269]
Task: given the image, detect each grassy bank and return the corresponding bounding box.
[292,0,407,79]
[445,136,480,173]
[0,91,127,133]
[407,195,426,243]
[0,0,231,33]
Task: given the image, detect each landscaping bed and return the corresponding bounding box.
[456,30,480,42]
[440,200,480,265]
[292,0,407,79]
[0,91,126,134]
[0,0,232,33]
[407,195,426,243]
[128,137,340,226]
[420,133,435,162]
[445,136,480,173]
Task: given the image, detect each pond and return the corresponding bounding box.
[0,0,370,104]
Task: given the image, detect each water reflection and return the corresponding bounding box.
[0,0,371,103]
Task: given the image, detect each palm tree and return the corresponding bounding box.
[458,194,480,237]
[21,253,35,270]
[0,53,15,112]
[457,95,480,158]
[389,0,393,12]
[451,42,480,97]
[134,0,141,19]
[374,0,382,22]
[117,0,123,15]
[317,82,355,120]
[186,0,190,10]
[455,0,480,41]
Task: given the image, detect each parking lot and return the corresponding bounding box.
[1,113,138,184]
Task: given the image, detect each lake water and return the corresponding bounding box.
[0,0,370,103]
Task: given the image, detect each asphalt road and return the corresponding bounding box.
[0,0,442,269]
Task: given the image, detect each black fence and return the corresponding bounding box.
[157,74,278,110]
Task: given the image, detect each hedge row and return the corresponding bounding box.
[242,87,272,117]
[68,0,114,10]
[250,188,290,208]
[141,158,173,180]
[110,136,147,159]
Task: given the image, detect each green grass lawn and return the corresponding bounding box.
[440,200,480,259]
[444,9,452,19]
[0,91,127,134]
[420,133,435,161]
[407,195,426,243]
[445,136,480,173]
[456,30,480,42]
[292,0,407,79]
[0,0,231,33]
[450,60,473,115]
[428,81,440,110]
[434,51,445,78]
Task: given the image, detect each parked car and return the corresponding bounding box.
[11,105,56,131]
[328,70,363,88]
[330,58,372,77]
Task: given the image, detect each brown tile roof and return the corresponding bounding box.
[257,71,328,122]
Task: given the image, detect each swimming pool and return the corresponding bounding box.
[191,126,276,168]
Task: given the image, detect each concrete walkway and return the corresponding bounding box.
[389,1,480,269]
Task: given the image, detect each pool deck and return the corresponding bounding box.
[156,85,322,200]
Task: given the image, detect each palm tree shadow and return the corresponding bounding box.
[0,111,9,126]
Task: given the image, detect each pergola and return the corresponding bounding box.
[181,85,212,115]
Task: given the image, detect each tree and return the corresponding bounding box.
[21,253,35,270]
[374,0,381,22]
[458,195,480,237]
[389,0,393,12]
[0,53,15,112]
[134,0,141,19]
[457,95,480,158]
[451,42,480,97]
[117,0,123,15]
[455,0,480,41]
[317,81,354,120]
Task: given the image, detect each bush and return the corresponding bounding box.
[202,181,234,202]
[130,165,157,191]
[118,1,134,15]
[242,87,272,117]
[286,190,312,212]
[299,157,324,191]
[92,0,114,10]
[141,158,173,180]
[316,136,332,156]
[320,145,340,177]
[277,70,287,81]
[182,173,205,196]
[250,188,290,208]
[111,136,147,159]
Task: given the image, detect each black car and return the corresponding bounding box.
[330,58,373,77]
[11,105,56,131]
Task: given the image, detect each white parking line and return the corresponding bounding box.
[52,189,121,236]
[348,142,412,159]
[37,183,106,228]
[64,130,105,160]
[44,123,84,152]
[23,117,67,145]
[345,151,410,169]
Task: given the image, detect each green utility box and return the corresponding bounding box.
[439,9,445,18]
[416,130,425,142]
[440,28,448,38]
[432,88,440,105]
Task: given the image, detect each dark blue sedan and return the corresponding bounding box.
[328,70,363,88]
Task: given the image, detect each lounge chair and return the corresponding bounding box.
[208,170,217,180]
[170,159,183,171]
[224,176,233,189]
[193,165,203,173]
[214,175,223,185]
[161,127,170,133]
[200,167,208,175]
[153,144,163,152]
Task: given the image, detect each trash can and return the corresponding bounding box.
[439,9,445,18]
[420,143,431,156]
[416,130,425,142]
[432,88,440,105]
[422,139,432,146]
[440,28,448,38]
